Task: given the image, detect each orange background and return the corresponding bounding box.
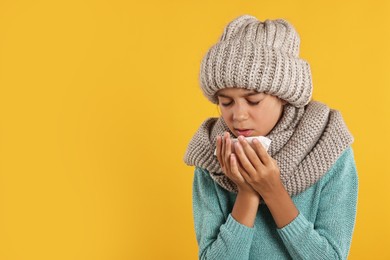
[0,0,389,259]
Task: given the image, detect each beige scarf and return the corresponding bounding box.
[184,101,353,197]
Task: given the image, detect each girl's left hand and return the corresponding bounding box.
[233,135,284,200]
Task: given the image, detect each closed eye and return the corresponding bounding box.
[221,101,233,107]
[220,100,261,107]
[248,100,261,106]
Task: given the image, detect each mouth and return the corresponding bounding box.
[234,129,254,137]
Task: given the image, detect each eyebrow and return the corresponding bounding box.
[217,92,263,98]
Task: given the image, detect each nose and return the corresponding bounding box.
[232,104,249,122]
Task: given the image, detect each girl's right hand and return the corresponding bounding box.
[216,132,259,196]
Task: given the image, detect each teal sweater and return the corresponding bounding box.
[192,147,358,260]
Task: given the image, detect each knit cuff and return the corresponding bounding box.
[223,213,255,240]
[276,212,312,242]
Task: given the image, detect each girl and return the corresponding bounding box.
[184,15,358,259]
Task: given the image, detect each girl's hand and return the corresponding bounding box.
[216,132,259,196]
[233,135,284,200]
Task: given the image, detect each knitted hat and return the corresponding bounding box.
[199,15,312,108]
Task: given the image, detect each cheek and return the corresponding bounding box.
[220,110,236,129]
[220,108,231,120]
[222,115,233,127]
[252,108,279,127]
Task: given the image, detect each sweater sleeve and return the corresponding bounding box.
[276,147,358,260]
[192,167,255,260]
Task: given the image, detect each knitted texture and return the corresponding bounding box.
[193,147,358,259]
[199,15,312,107]
[184,101,354,197]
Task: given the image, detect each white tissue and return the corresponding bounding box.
[214,136,272,156]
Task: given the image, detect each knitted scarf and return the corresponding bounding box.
[184,101,354,197]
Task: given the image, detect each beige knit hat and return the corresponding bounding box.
[199,15,313,108]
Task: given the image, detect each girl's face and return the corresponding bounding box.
[217,88,286,138]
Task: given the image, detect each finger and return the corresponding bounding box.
[221,133,226,169]
[230,154,245,183]
[216,136,224,168]
[234,141,256,176]
[235,157,252,184]
[224,132,232,174]
[252,138,271,165]
[270,157,279,168]
[237,136,264,171]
